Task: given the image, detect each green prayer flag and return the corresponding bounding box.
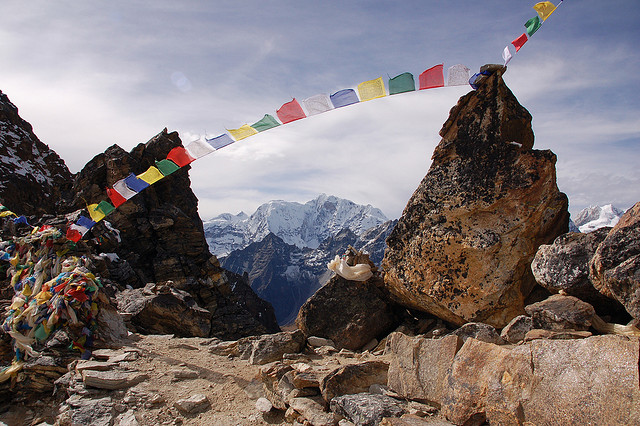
[251,114,281,132]
[525,15,542,36]
[96,200,115,216]
[389,72,415,95]
[155,159,180,176]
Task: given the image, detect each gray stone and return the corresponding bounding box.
[449,322,506,345]
[385,333,461,406]
[255,397,273,413]
[525,294,595,331]
[173,394,210,414]
[115,409,139,426]
[321,361,389,404]
[289,396,336,426]
[330,393,405,426]
[500,315,533,344]
[65,396,114,426]
[308,336,336,348]
[82,370,149,390]
[247,329,306,365]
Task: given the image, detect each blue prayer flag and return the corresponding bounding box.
[330,89,359,108]
[124,173,150,193]
[206,134,235,150]
[76,216,96,229]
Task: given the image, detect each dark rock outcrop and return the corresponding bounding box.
[590,201,640,320]
[296,274,397,351]
[0,90,72,215]
[383,66,569,328]
[524,294,596,331]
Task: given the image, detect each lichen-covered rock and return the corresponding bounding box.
[524,294,595,331]
[448,322,506,345]
[296,275,397,350]
[383,67,568,328]
[500,315,533,344]
[590,201,640,320]
[531,228,622,313]
[320,361,389,404]
[330,393,405,426]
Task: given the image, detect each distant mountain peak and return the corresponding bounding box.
[204,194,388,257]
[573,204,624,233]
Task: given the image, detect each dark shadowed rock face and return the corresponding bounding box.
[383,67,569,328]
[68,129,279,339]
[0,90,73,215]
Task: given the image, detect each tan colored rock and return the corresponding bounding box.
[81,370,149,391]
[289,396,336,426]
[525,294,595,331]
[320,360,389,404]
[385,333,461,406]
[383,68,568,328]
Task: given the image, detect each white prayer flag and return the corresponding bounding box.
[502,46,513,66]
[186,138,216,159]
[302,94,335,116]
[113,178,138,200]
[447,64,471,86]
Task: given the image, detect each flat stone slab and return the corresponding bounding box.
[82,369,149,390]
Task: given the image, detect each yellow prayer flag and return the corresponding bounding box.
[87,204,105,222]
[228,124,258,141]
[0,210,16,218]
[137,166,164,185]
[357,77,386,102]
[533,1,557,21]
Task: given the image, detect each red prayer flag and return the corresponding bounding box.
[419,64,445,90]
[512,33,528,52]
[276,99,306,124]
[66,228,82,243]
[166,147,195,167]
[106,188,127,208]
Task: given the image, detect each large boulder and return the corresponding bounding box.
[296,275,397,350]
[531,228,622,313]
[590,201,640,320]
[383,66,568,328]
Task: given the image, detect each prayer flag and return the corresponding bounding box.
[534,1,557,21]
[302,94,335,115]
[330,89,359,108]
[112,179,137,200]
[525,15,542,36]
[13,216,29,225]
[87,204,105,222]
[206,134,235,150]
[251,114,280,132]
[124,173,149,193]
[502,45,513,65]
[357,77,386,101]
[419,64,445,90]
[447,64,471,86]
[137,166,164,185]
[0,210,16,218]
[96,200,115,216]
[512,33,528,52]
[76,216,96,230]
[155,159,180,176]
[166,146,195,167]
[66,227,82,243]
[389,72,415,95]
[107,187,128,207]
[276,99,306,124]
[186,139,216,159]
[228,124,258,141]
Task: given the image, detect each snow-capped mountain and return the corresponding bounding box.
[204,194,389,256]
[573,204,624,233]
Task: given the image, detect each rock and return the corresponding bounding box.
[380,417,456,426]
[64,395,114,426]
[308,336,336,348]
[96,302,129,347]
[255,397,273,413]
[82,370,149,390]
[321,361,389,404]
[116,283,212,337]
[524,329,592,341]
[448,322,506,345]
[246,329,306,365]
[330,393,405,426]
[260,362,294,410]
[500,315,533,344]
[383,67,568,328]
[115,410,139,426]
[441,335,640,425]
[171,368,198,380]
[590,201,640,320]
[385,333,461,406]
[289,396,336,426]
[173,394,210,414]
[524,294,595,331]
[531,228,621,312]
[296,275,397,350]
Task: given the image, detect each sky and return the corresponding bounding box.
[1,0,639,221]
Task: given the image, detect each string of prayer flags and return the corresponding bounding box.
[155,159,180,176]
[512,33,528,52]
[330,89,359,108]
[137,166,164,185]
[533,1,557,21]
[123,173,150,193]
[302,94,335,115]
[206,134,235,150]
[95,200,115,216]
[525,15,542,36]
[447,64,471,86]
[87,204,106,223]
[228,124,258,141]
[389,72,415,95]
[276,99,306,124]
[357,77,386,101]
[107,187,127,208]
[166,146,195,167]
[185,139,216,159]
[251,114,280,132]
[112,178,137,200]
[419,64,445,90]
